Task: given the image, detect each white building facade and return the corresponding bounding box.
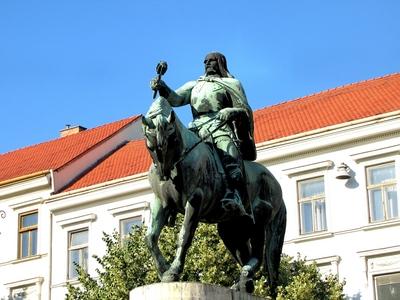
[258,110,400,299]
[1,74,399,299]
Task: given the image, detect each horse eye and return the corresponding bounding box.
[146,139,156,150]
[146,129,155,136]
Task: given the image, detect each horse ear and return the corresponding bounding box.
[167,110,175,123]
[142,116,152,127]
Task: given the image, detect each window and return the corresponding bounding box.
[375,273,400,300]
[18,211,38,258]
[367,163,398,222]
[298,177,327,234]
[10,284,36,300]
[120,216,142,239]
[68,229,88,279]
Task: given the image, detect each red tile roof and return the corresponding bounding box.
[2,73,400,192]
[253,73,400,143]
[64,73,400,192]
[64,139,151,192]
[0,116,139,184]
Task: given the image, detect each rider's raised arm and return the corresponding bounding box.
[166,80,197,107]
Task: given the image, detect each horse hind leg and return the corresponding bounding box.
[238,200,271,294]
[264,202,287,297]
[218,221,259,293]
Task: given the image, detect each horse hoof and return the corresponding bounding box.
[230,282,239,290]
[240,278,254,294]
[161,271,179,282]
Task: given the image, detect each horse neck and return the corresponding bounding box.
[174,117,200,153]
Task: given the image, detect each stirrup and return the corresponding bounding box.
[221,190,247,217]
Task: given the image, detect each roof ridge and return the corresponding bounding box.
[60,141,129,192]
[255,72,400,113]
[0,115,139,156]
[53,115,141,171]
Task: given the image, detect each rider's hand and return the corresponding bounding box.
[217,108,236,122]
[150,77,171,98]
[150,77,168,91]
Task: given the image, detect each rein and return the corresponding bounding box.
[172,119,228,168]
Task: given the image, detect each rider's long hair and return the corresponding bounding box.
[204,52,234,78]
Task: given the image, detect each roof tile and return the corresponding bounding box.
[254,73,400,142]
[0,116,139,183]
[64,139,151,192]
[3,73,400,192]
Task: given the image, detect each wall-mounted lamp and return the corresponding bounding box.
[0,210,5,235]
[336,163,352,180]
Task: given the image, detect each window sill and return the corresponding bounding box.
[52,276,99,289]
[51,279,79,289]
[362,218,400,231]
[11,254,45,265]
[291,231,333,244]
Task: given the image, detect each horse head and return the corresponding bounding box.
[142,109,180,180]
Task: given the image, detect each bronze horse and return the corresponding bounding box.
[142,98,286,294]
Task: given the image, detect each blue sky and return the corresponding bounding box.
[1,1,399,154]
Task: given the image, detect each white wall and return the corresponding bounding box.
[1,114,399,300]
[0,176,52,300]
[46,174,152,299]
[259,117,400,299]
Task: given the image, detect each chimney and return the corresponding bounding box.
[60,124,87,137]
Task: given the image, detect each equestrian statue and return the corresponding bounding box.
[142,52,286,295]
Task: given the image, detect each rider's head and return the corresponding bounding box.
[204,52,233,78]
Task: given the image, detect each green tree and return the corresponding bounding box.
[66,220,345,299]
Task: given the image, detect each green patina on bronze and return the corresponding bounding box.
[143,53,286,296]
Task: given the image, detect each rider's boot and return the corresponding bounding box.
[221,155,254,224]
[221,188,247,216]
[221,188,254,227]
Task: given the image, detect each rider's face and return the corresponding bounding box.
[204,57,220,76]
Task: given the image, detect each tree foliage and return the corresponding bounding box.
[66,219,345,299]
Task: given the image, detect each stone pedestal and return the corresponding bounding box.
[130,282,266,300]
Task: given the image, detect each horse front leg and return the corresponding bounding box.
[145,197,170,279]
[161,189,202,282]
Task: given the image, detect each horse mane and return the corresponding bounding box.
[146,97,172,119]
[146,98,200,150]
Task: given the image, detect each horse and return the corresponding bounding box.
[142,98,286,295]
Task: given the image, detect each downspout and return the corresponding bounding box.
[48,170,55,300]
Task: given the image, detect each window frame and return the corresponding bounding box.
[374,272,400,300]
[119,215,143,239]
[67,228,89,280]
[297,176,327,235]
[18,210,38,259]
[366,162,398,223]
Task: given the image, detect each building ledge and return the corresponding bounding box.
[282,160,334,177]
[362,218,400,232]
[351,144,400,162]
[52,276,99,289]
[4,254,47,266]
[286,231,334,244]
[4,276,44,289]
[57,213,97,228]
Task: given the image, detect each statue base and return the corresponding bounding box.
[129,282,266,300]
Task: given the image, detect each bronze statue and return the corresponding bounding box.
[143,53,286,295]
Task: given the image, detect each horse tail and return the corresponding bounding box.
[264,201,286,296]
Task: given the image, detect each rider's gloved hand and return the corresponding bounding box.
[217,108,246,122]
[217,108,235,122]
[150,77,172,99]
[150,77,167,91]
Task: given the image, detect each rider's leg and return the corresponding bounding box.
[215,136,252,221]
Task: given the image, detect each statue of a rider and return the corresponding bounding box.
[150,52,256,222]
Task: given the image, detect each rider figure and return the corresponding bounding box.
[151,52,256,221]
